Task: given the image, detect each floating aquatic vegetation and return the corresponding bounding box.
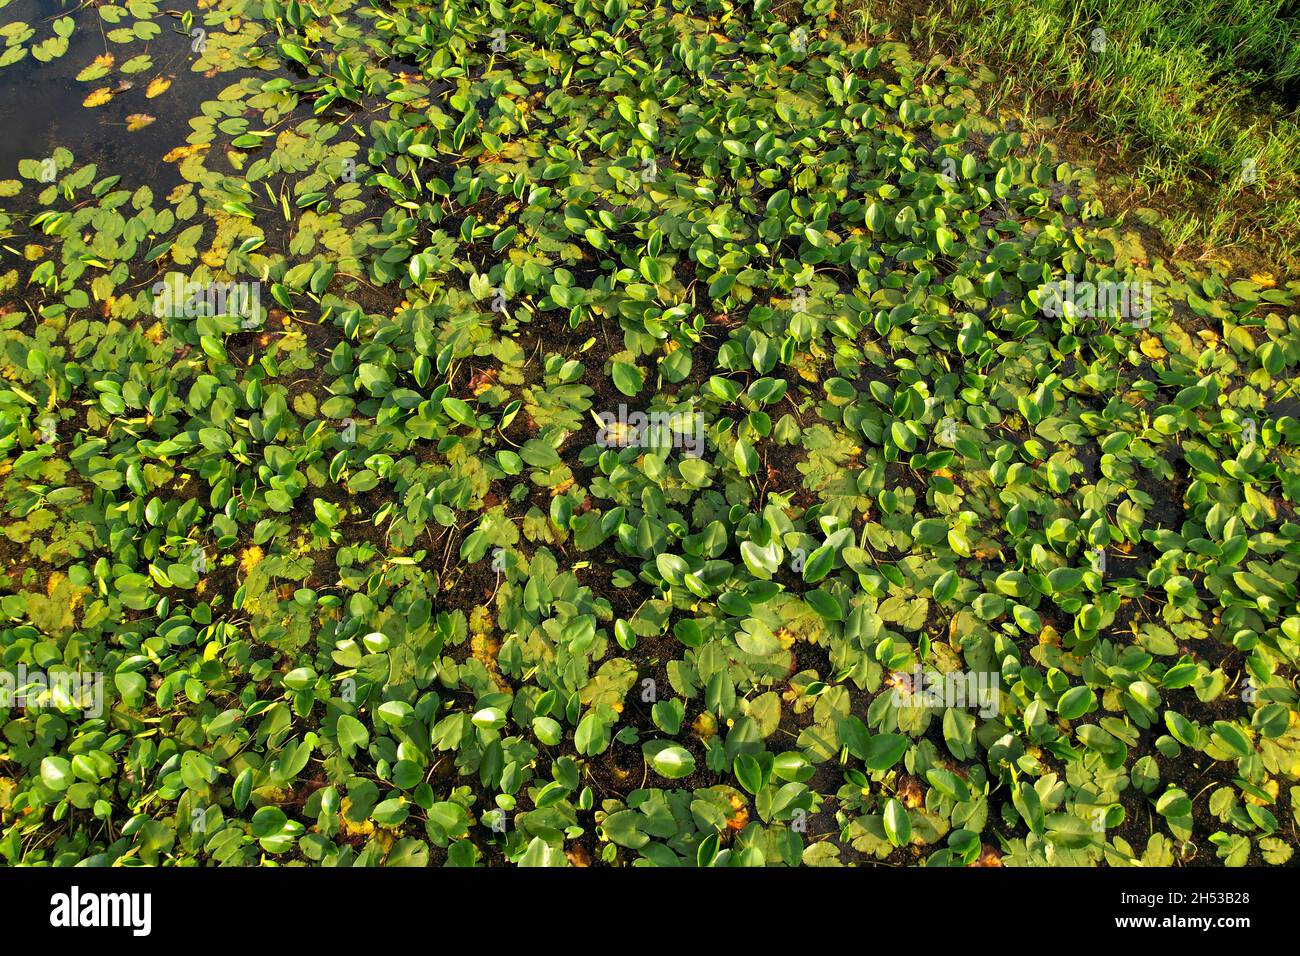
[0,0,1297,869]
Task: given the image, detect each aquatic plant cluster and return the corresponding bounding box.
[0,0,1298,867]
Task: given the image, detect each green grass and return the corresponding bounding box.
[860,0,1300,267]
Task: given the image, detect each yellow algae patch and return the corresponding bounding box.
[240,545,265,574]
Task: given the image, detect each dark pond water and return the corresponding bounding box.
[0,0,236,193]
